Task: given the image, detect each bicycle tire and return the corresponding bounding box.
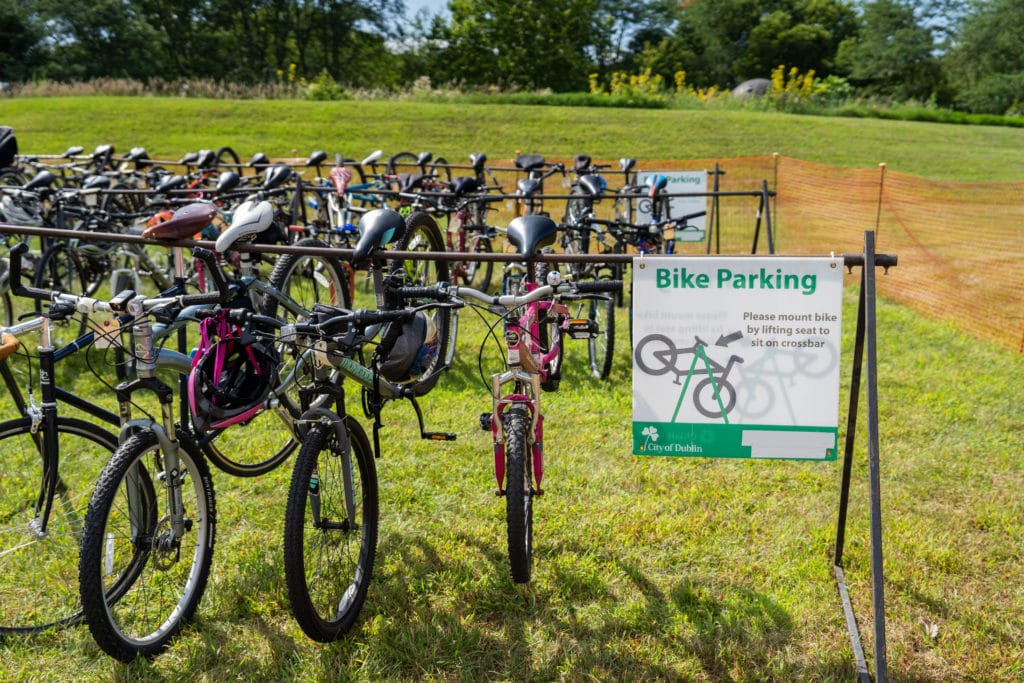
[466,233,493,293]
[32,241,91,345]
[78,427,215,662]
[0,416,118,634]
[215,146,240,171]
[428,157,451,182]
[563,188,592,255]
[391,211,451,396]
[284,416,377,642]
[0,289,11,326]
[587,286,615,380]
[385,151,418,176]
[503,405,533,584]
[0,168,27,187]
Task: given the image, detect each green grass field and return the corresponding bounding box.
[1,99,1022,680]
[4,96,1024,182]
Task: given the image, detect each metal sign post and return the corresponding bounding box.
[631,232,896,681]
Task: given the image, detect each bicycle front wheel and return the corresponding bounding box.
[587,288,615,380]
[503,405,534,584]
[284,416,378,642]
[78,428,216,662]
[392,212,452,396]
[465,232,494,293]
[0,416,118,634]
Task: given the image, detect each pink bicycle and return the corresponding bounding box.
[396,214,621,583]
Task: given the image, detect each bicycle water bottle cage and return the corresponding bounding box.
[24,170,57,191]
[579,174,606,197]
[214,199,275,251]
[142,202,217,241]
[514,154,546,173]
[261,164,292,190]
[352,209,406,265]
[516,178,541,197]
[449,177,480,196]
[506,215,558,258]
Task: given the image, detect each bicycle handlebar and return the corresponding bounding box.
[9,241,227,309]
[392,278,622,308]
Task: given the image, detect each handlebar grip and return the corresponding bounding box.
[393,283,449,301]
[0,332,20,361]
[191,247,230,302]
[575,279,623,294]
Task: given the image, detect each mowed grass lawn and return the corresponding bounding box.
[0,98,1022,680]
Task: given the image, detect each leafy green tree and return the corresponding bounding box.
[431,0,601,91]
[0,3,45,83]
[835,0,944,102]
[944,0,1024,114]
[738,0,858,78]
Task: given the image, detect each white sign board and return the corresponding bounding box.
[636,170,708,243]
[632,256,844,460]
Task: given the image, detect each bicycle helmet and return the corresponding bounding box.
[376,311,440,385]
[188,316,279,433]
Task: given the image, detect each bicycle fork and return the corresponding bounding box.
[299,407,357,531]
[114,299,191,565]
[481,371,545,498]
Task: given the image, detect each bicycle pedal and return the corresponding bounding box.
[565,318,598,339]
[421,431,456,441]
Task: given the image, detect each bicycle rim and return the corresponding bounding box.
[0,417,117,634]
[587,291,615,380]
[78,428,215,662]
[284,418,378,642]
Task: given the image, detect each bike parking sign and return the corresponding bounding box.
[632,256,844,460]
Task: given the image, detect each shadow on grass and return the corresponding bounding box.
[340,528,856,680]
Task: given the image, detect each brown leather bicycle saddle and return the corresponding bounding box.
[142,202,217,240]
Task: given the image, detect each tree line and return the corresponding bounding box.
[2,0,1022,115]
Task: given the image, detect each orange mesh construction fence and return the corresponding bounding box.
[498,154,1023,354]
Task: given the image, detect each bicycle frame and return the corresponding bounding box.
[486,278,568,496]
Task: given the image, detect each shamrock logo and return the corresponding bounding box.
[642,425,659,451]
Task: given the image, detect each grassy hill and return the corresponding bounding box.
[4,96,1024,182]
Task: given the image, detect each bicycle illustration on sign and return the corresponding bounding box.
[633,332,744,422]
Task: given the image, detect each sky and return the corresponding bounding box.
[405,0,449,18]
